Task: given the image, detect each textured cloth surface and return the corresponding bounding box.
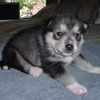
[0,43,100,100]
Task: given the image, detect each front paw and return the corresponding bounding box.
[88,67,100,74]
[66,82,87,94]
[29,67,43,77]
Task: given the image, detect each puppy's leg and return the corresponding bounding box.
[15,49,43,77]
[2,47,43,77]
[29,67,43,77]
[44,61,87,94]
[72,54,100,74]
[56,71,87,94]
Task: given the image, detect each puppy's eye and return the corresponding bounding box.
[53,32,64,40]
[56,32,63,37]
[76,33,81,41]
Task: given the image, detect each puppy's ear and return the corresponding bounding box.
[81,22,88,33]
[83,22,88,29]
[45,18,54,32]
[45,18,53,27]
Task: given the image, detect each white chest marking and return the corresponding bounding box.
[48,56,74,64]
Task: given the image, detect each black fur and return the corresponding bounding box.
[41,60,65,78]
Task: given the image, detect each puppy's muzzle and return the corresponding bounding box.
[65,44,73,53]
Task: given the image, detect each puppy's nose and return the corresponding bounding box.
[66,44,73,51]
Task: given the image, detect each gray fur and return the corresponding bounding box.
[1,12,99,94]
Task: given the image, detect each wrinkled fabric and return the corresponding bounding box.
[0,43,100,100]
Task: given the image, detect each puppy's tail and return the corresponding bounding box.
[0,60,9,70]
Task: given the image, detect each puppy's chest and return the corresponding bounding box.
[61,57,74,63]
[48,56,74,64]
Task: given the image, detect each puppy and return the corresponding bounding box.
[1,12,100,94]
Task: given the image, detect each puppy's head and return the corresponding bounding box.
[45,13,88,57]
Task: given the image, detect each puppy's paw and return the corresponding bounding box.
[66,82,87,94]
[88,67,100,74]
[29,67,43,77]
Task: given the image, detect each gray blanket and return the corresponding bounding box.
[0,43,100,100]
